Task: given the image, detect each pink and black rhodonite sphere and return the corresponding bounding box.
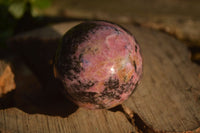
[54,21,142,109]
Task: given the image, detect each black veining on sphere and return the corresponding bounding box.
[55,22,99,79]
[104,77,120,90]
[54,21,140,108]
[112,27,120,34]
[54,21,135,81]
[135,45,138,52]
[69,75,137,109]
[70,80,96,91]
[70,91,105,109]
[133,60,137,72]
[71,91,97,104]
[119,75,135,93]
[101,77,121,100]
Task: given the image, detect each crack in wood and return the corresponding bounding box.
[111,105,200,133]
[110,105,156,133]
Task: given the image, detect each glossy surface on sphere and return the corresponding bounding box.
[54,21,142,109]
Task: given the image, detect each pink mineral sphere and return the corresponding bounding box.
[54,21,142,109]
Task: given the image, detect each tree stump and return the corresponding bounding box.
[1,21,199,133]
[121,24,200,132]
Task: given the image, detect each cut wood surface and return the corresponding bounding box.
[122,24,200,132]
[0,21,199,133]
[0,108,134,133]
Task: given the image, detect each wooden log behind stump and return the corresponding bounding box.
[6,21,200,132]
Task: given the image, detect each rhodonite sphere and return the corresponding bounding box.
[54,21,142,109]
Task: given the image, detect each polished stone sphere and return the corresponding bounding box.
[54,21,142,109]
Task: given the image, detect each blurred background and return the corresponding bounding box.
[0,0,200,64]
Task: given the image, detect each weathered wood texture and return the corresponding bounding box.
[0,108,134,133]
[0,22,136,133]
[121,24,200,132]
[0,21,199,133]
